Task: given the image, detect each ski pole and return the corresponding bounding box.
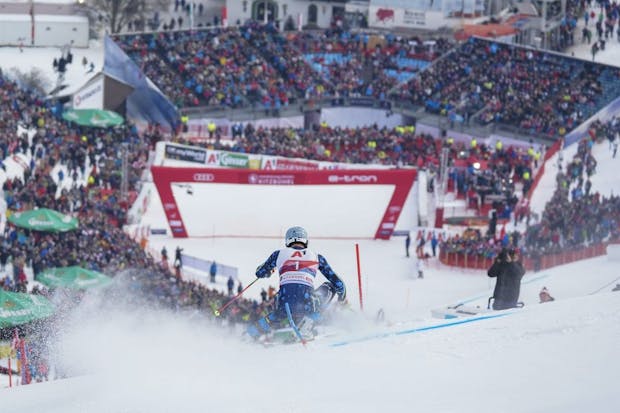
[214,278,259,316]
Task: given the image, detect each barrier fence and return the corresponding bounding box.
[439,242,612,272]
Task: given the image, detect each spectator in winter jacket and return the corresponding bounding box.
[539,287,555,303]
[210,261,217,283]
[430,233,438,257]
[487,248,525,310]
[405,233,411,257]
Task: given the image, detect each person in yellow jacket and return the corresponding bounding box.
[207,121,216,138]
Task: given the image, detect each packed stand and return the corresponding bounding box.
[113,22,455,110]
[114,23,321,111]
[392,37,620,137]
[241,22,332,102]
[287,28,452,101]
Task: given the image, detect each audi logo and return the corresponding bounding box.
[193,173,215,182]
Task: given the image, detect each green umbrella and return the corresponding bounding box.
[62,109,124,128]
[8,208,78,232]
[0,290,55,328]
[37,266,113,290]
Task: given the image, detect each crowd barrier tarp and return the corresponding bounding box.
[150,166,417,239]
[184,107,401,140]
[180,254,238,279]
[415,123,538,150]
[185,116,305,139]
[103,36,179,131]
[320,107,403,129]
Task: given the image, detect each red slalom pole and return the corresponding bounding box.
[214,278,259,316]
[355,243,364,311]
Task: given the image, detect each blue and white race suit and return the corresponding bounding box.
[248,245,345,337]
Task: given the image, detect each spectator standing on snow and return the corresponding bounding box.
[174,246,183,268]
[210,261,217,283]
[416,258,424,279]
[487,248,525,310]
[416,234,426,258]
[405,233,411,257]
[431,232,439,257]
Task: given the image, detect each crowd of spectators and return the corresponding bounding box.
[286,28,452,101]
[0,69,271,334]
[113,22,453,111]
[179,123,538,216]
[112,19,620,141]
[391,37,620,137]
[448,138,539,217]
[440,120,620,263]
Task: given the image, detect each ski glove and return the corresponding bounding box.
[335,281,346,302]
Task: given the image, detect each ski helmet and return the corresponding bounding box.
[285,226,308,248]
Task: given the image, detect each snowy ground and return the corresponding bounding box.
[1,131,619,412]
[0,241,618,413]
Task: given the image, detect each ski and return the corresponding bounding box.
[284,302,307,346]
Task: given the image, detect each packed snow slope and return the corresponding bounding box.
[2,156,619,412]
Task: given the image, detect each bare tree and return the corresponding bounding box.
[8,67,51,96]
[89,0,170,34]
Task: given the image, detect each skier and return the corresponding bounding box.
[247,226,346,340]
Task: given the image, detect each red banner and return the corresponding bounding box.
[151,167,416,239]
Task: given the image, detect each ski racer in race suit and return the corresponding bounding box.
[247,226,346,339]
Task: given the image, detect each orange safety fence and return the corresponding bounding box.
[439,242,612,272]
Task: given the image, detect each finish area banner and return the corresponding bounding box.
[151,167,416,239]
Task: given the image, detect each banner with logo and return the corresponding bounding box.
[151,167,416,239]
[164,144,207,164]
[368,5,446,29]
[218,152,249,169]
[72,76,104,109]
[262,156,321,170]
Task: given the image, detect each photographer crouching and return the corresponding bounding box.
[487,247,526,310]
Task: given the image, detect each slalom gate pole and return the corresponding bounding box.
[355,243,364,311]
[8,357,12,387]
[214,278,259,316]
